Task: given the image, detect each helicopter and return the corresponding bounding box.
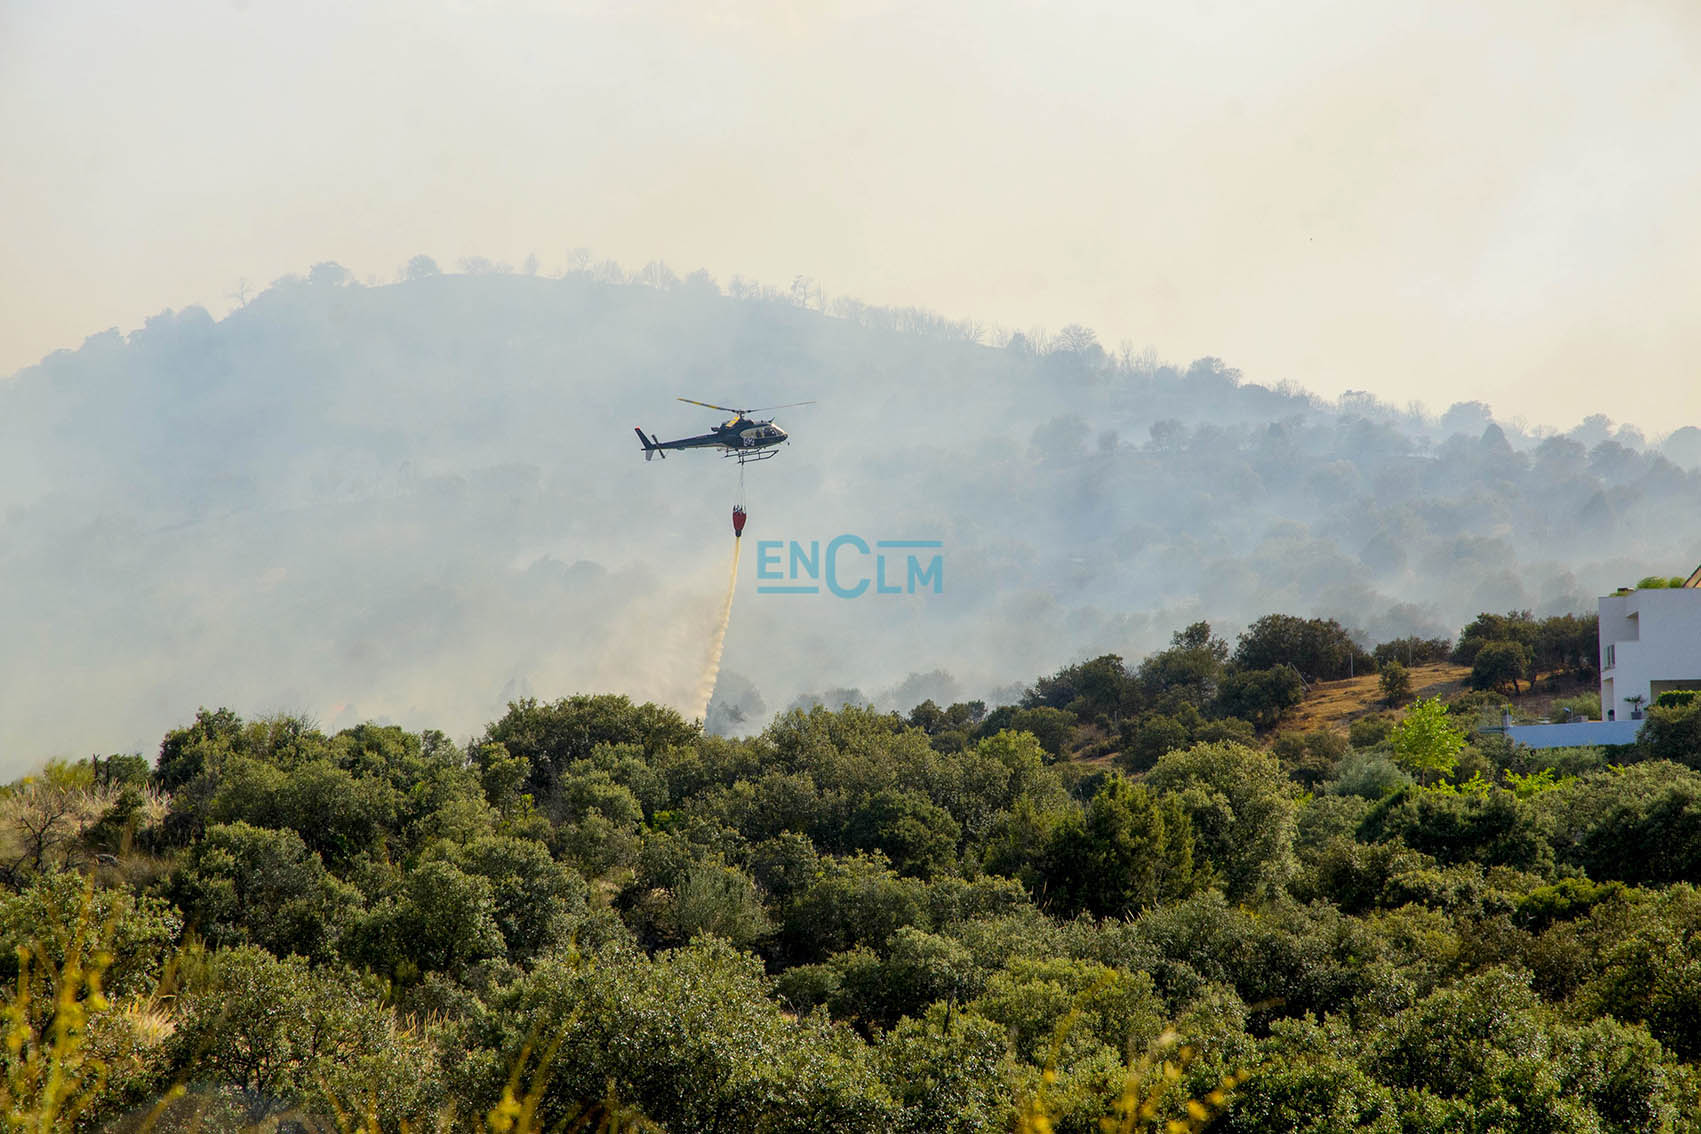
[635,398,813,465]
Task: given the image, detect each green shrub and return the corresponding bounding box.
[1552,693,1601,720]
[1349,715,1395,749]
[1270,730,1348,788]
[1379,662,1413,707]
[1445,689,1503,716]
[1638,698,1701,768]
[1328,752,1413,800]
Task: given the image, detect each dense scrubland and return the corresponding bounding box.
[9,605,1701,1131]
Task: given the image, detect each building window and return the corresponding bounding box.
[1605,643,1616,668]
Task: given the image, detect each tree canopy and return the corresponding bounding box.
[8,600,1699,1131]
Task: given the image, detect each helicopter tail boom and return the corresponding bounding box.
[635,427,666,460]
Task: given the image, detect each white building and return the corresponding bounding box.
[1599,571,1701,722]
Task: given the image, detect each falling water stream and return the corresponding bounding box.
[692,535,742,723]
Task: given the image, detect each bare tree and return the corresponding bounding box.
[682,269,720,295]
[591,259,627,285]
[638,261,680,290]
[1053,324,1100,354]
[0,777,113,882]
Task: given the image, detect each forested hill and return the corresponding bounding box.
[4,260,1700,762]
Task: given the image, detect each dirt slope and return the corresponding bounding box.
[1281,662,1472,735]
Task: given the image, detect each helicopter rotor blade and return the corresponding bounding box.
[742,400,816,413]
[677,397,746,414]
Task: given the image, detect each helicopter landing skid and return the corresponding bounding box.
[726,448,781,464]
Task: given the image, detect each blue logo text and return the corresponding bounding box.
[756,537,944,597]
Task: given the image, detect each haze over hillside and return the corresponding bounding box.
[4,262,1699,771]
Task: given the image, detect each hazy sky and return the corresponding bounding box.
[4,0,1699,431]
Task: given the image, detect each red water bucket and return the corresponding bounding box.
[732,506,747,537]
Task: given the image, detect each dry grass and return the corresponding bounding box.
[1280,662,1471,737]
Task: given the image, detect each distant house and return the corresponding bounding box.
[1506,564,1701,750]
[1599,565,1701,722]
